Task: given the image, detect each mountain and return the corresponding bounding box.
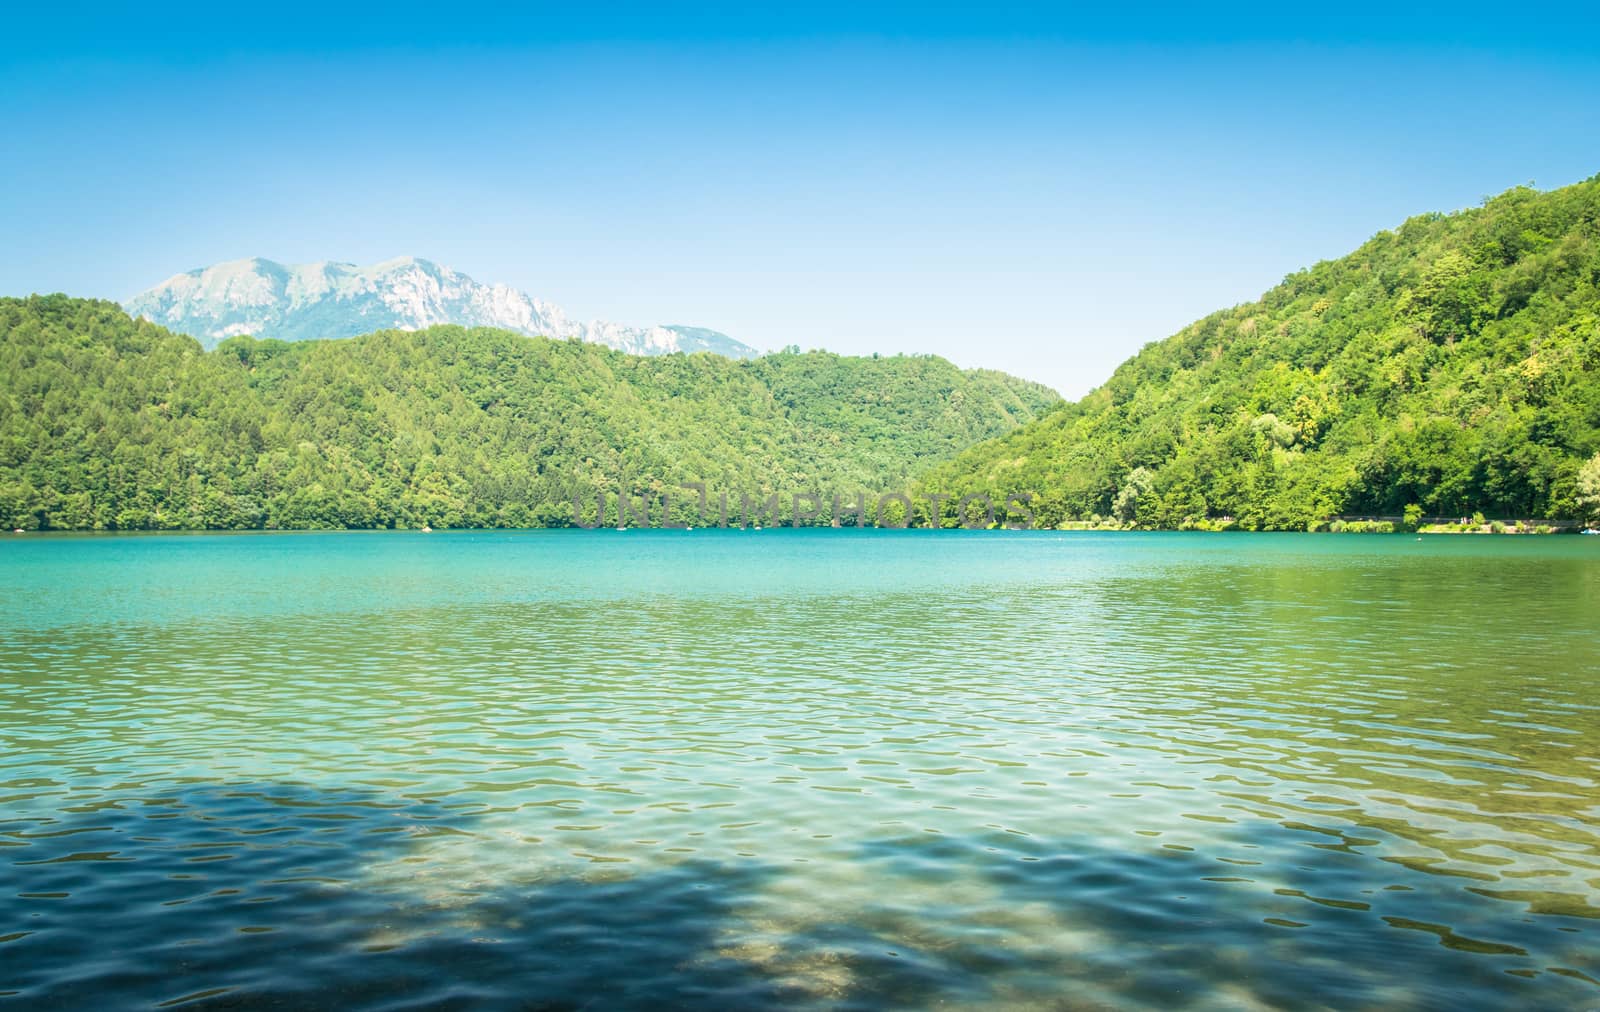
[918,176,1600,529]
[0,297,1058,530]
[124,256,760,358]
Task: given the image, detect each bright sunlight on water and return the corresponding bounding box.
[2,530,1599,1009]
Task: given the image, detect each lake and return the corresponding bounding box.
[2,530,1598,1009]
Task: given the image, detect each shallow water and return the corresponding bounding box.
[2,529,1598,1009]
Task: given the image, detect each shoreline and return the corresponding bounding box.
[3,524,1589,538]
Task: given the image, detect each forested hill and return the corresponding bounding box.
[919,176,1600,529]
[0,297,1057,530]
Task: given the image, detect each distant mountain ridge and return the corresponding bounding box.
[124,256,760,358]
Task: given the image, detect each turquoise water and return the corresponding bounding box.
[2,530,1598,1008]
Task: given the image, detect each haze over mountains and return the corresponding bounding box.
[125,256,760,358]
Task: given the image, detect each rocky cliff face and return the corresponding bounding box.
[125,256,758,357]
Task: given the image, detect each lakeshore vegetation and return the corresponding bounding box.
[4,177,1600,532]
[0,298,1055,530]
[920,175,1600,530]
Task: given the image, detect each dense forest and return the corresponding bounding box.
[7,178,1600,532]
[0,298,1057,530]
[920,176,1600,529]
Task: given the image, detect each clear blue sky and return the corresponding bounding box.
[4,3,1598,395]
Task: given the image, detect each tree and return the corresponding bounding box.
[1112,467,1155,523]
[1403,503,1425,531]
[1579,452,1600,524]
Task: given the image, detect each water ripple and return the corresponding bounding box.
[0,530,1598,1008]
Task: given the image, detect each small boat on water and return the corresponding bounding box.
[420,525,432,533]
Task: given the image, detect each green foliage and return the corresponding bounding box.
[1112,466,1154,522]
[1578,451,1600,523]
[0,297,1057,530]
[1326,519,1396,534]
[1403,504,1425,531]
[920,177,1600,529]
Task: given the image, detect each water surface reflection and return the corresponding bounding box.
[1,531,1597,1007]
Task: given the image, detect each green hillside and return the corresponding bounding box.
[919,177,1600,529]
[0,298,1056,530]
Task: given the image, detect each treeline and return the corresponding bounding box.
[0,297,1058,530]
[919,176,1600,529]
[9,175,1600,534]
